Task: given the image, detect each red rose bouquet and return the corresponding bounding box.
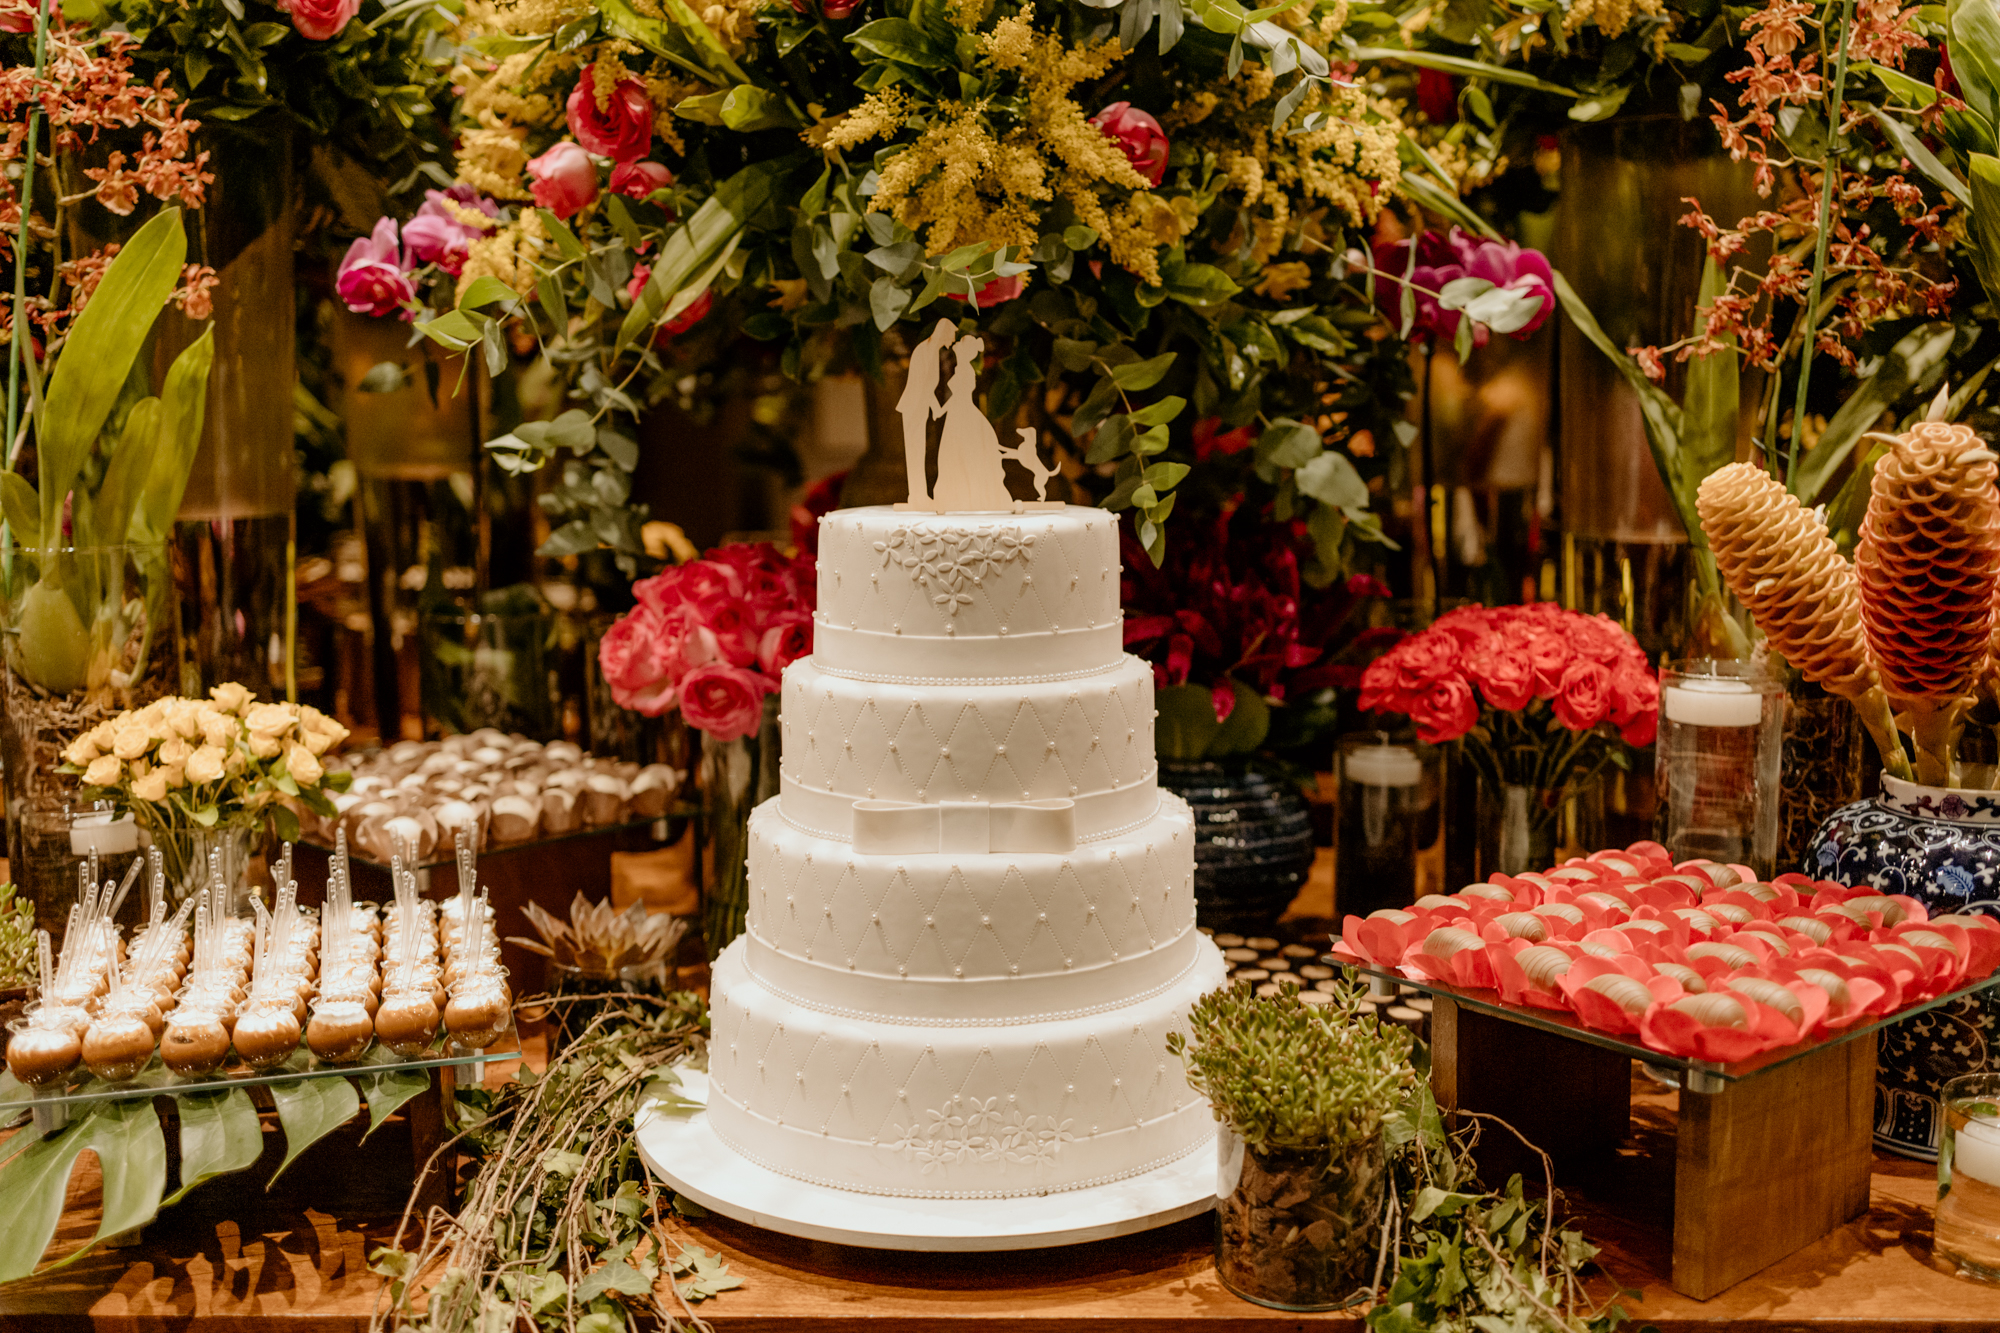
[1359,602,1659,808]
[598,542,814,743]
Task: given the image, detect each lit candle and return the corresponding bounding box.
[1345,744,1421,788]
[1956,1111,2000,1188]
[69,812,138,856]
[1663,678,1764,728]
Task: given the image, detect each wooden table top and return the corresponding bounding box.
[3,857,1995,1330]
[2,1058,1995,1332]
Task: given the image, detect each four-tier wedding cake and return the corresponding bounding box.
[704,502,1228,1199]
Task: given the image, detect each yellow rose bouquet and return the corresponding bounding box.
[58,684,353,898]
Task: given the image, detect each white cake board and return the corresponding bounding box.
[634,1068,1218,1251]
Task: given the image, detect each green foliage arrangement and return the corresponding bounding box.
[0,1055,427,1283]
[1370,1089,1637,1333]
[0,884,33,991]
[371,993,737,1333]
[1172,980,1415,1156]
[2,208,212,701]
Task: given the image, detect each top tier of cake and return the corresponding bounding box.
[813,506,1123,684]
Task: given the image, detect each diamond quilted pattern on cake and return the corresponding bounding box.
[747,799,1195,986]
[702,935,1227,1197]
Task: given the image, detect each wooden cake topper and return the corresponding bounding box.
[896,319,1063,513]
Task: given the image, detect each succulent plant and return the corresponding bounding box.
[1171,980,1415,1156]
[508,893,687,980]
[0,883,32,991]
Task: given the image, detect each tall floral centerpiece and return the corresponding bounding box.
[1359,604,1658,873]
[1,4,222,926]
[59,685,352,905]
[333,0,1439,596]
[598,542,814,956]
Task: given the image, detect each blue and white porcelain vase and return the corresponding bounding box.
[1806,775,2000,1160]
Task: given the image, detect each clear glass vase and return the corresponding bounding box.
[420,608,559,740]
[698,694,780,960]
[1214,1125,1387,1311]
[1654,660,1784,878]
[1476,777,1605,878]
[149,819,262,914]
[0,540,179,934]
[1334,736,1442,920]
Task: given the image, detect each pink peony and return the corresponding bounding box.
[1089,102,1169,187]
[757,611,813,676]
[335,218,415,318]
[610,159,675,200]
[401,186,497,276]
[598,607,680,715]
[677,662,773,742]
[527,141,598,219]
[566,65,653,163]
[279,0,361,40]
[1457,235,1554,340]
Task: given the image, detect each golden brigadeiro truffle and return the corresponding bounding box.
[5,1025,82,1086]
[231,1004,303,1069]
[306,1001,375,1064]
[374,991,440,1058]
[81,1013,156,1082]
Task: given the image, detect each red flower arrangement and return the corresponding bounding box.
[1122,512,1387,756]
[1359,603,1659,801]
[599,543,815,743]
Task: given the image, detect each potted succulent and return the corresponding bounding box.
[1172,981,1416,1311]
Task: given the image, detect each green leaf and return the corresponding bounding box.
[1207,679,1270,756]
[37,208,185,543]
[1870,106,1968,201]
[358,360,409,393]
[1567,83,1632,121]
[2,472,40,550]
[1858,57,1944,107]
[1296,448,1368,509]
[1966,152,2000,310]
[1162,263,1240,307]
[1255,418,1322,469]
[416,309,483,350]
[268,1075,360,1185]
[1062,225,1099,250]
[1128,395,1186,427]
[1144,461,1189,490]
[575,1258,653,1301]
[1109,353,1176,391]
[618,162,779,351]
[1678,254,1739,517]
[163,1088,263,1207]
[538,209,589,263]
[1952,0,2000,127]
[361,1068,432,1141]
[870,275,913,330]
[0,1099,166,1282]
[1155,683,1223,759]
[848,16,950,66]
[1792,321,1957,505]
[719,84,799,131]
[458,275,521,310]
[130,328,213,548]
[1411,1186,1483,1220]
[1347,46,1580,97]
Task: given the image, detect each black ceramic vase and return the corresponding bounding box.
[1157,761,1316,934]
[1806,774,2000,1159]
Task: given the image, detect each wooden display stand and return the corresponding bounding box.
[1431,997,1877,1300]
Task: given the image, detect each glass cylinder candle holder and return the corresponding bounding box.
[1938,1071,2000,1283]
[1335,736,1442,921]
[1654,660,1784,878]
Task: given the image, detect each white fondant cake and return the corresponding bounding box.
[706,505,1227,1199]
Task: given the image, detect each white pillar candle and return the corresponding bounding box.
[1956,1113,2000,1188]
[1345,745,1422,788]
[69,812,138,856]
[1663,678,1765,728]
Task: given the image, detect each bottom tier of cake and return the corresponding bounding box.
[703,934,1229,1198]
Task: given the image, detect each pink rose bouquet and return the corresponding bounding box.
[599,542,815,743]
[1359,603,1658,826]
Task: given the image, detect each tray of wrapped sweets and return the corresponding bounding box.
[1328,840,2000,1084]
[2,838,518,1109]
[304,730,686,864]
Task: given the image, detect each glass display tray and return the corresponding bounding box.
[0,1019,520,1113]
[1332,957,2000,1091]
[299,807,694,871]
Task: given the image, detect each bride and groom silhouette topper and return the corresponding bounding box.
[895,320,1063,514]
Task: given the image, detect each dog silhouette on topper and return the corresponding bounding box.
[896,319,1063,513]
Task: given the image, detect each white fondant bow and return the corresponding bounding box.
[851,798,1076,855]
